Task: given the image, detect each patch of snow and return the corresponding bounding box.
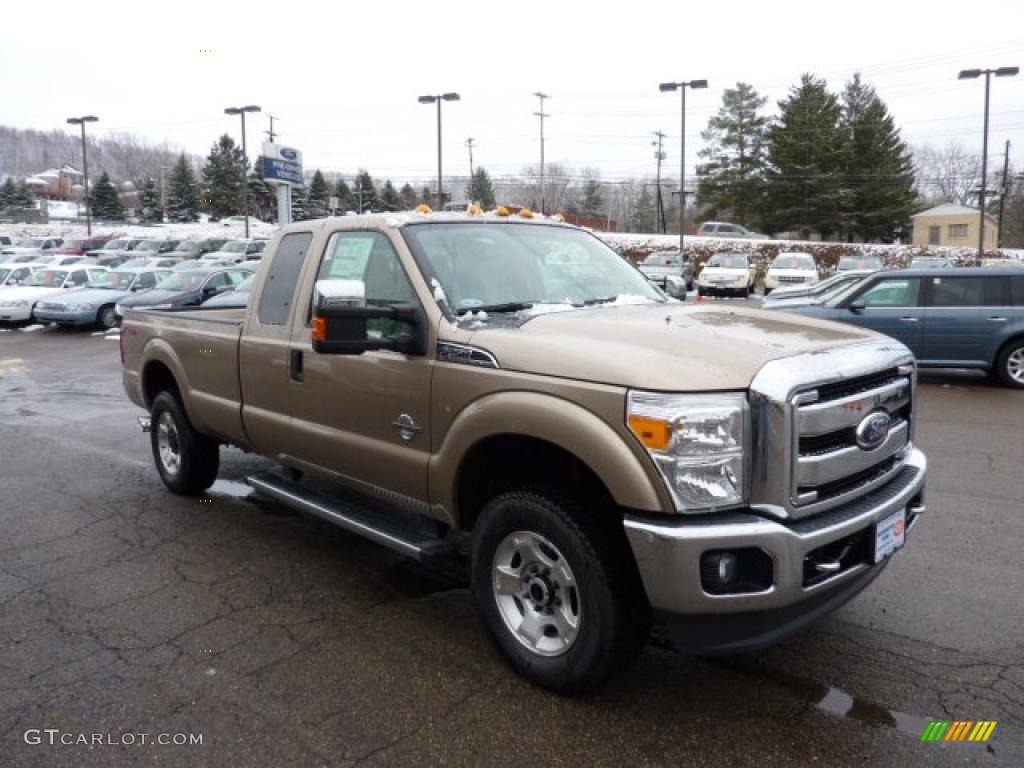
[431,278,449,306]
[19,324,45,332]
[609,294,656,306]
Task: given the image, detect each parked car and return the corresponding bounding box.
[53,236,111,256]
[909,255,952,269]
[86,237,142,259]
[1,237,64,260]
[836,253,884,272]
[115,266,251,318]
[201,239,267,264]
[696,221,764,239]
[220,215,249,226]
[163,238,231,262]
[0,266,108,323]
[34,267,172,329]
[200,272,255,308]
[0,264,37,288]
[762,270,875,308]
[982,258,1024,268]
[766,267,1024,387]
[697,251,756,297]
[120,213,927,693]
[763,252,819,295]
[120,256,183,269]
[132,239,182,257]
[637,250,693,296]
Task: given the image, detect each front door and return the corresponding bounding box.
[285,230,432,504]
[842,276,924,358]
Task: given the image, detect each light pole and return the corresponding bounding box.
[224,105,261,238]
[957,66,1018,257]
[659,79,707,252]
[418,93,460,210]
[66,115,98,235]
[532,92,550,213]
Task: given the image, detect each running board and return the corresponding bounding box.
[245,472,456,564]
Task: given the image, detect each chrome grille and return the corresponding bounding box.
[777,276,807,284]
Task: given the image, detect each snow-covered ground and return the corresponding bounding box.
[0,218,279,242]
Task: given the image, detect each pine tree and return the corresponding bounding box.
[354,170,378,212]
[0,178,16,208]
[290,186,309,221]
[466,167,497,208]
[248,157,276,223]
[379,179,402,211]
[91,172,124,220]
[840,73,916,242]
[420,185,433,208]
[763,75,845,238]
[139,177,161,222]
[697,82,769,229]
[399,183,418,210]
[306,170,330,218]
[632,186,657,232]
[167,154,200,222]
[579,179,604,217]
[201,134,247,220]
[334,179,355,213]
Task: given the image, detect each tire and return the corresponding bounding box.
[995,338,1024,388]
[697,287,705,297]
[471,486,650,695]
[149,391,220,495]
[764,287,772,296]
[96,304,117,330]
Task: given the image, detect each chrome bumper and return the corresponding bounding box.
[624,446,926,617]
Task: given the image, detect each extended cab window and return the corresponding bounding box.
[857,278,920,307]
[928,276,1005,307]
[318,231,415,340]
[258,233,313,325]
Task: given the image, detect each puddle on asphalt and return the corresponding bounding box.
[208,478,255,499]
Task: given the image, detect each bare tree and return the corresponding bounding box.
[912,142,981,206]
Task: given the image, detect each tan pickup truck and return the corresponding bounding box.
[121,212,927,694]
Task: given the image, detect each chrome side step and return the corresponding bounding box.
[246,472,456,564]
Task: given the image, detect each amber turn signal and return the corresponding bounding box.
[628,415,672,451]
[312,316,327,343]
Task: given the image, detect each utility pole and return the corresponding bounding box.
[158,165,169,221]
[659,79,708,251]
[653,131,667,233]
[466,138,475,178]
[225,105,261,239]
[998,139,1011,248]
[66,116,98,235]
[264,113,277,143]
[533,92,549,214]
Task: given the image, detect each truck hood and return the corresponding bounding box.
[767,268,816,279]
[464,303,877,390]
[638,265,680,277]
[700,267,749,279]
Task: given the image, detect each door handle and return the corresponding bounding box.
[898,317,919,323]
[289,349,303,382]
[987,316,1008,322]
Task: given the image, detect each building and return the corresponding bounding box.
[24,164,84,200]
[911,203,997,250]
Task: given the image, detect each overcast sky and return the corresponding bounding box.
[2,0,1022,186]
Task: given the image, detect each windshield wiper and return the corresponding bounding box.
[579,295,618,306]
[456,301,535,315]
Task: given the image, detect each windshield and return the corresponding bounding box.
[643,252,682,266]
[218,242,247,253]
[136,240,165,250]
[772,254,814,270]
[103,239,131,250]
[1,267,32,285]
[89,271,136,290]
[25,269,68,287]
[707,253,749,269]
[233,274,255,293]
[404,223,662,312]
[838,256,883,270]
[156,271,207,291]
[61,239,86,249]
[15,238,46,247]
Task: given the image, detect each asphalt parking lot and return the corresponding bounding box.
[1,317,1022,768]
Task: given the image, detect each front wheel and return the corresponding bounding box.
[471,486,649,695]
[149,391,220,495]
[996,339,1024,388]
[97,304,117,330]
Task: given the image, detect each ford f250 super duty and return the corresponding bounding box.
[120,211,927,694]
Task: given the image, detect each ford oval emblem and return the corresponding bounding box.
[280,148,298,160]
[856,411,892,451]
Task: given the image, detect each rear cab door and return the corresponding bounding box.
[922,274,1009,367]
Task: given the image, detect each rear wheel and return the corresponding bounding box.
[149,391,219,495]
[996,339,1024,388]
[471,486,649,695]
[97,304,117,330]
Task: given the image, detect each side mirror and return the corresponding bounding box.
[848,299,866,313]
[311,279,425,356]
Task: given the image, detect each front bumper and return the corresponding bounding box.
[33,307,96,326]
[624,446,926,653]
[0,305,33,322]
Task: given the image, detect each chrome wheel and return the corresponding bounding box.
[492,531,580,657]
[156,411,182,476]
[1007,348,1024,385]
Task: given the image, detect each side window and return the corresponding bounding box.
[858,278,920,307]
[929,277,1004,307]
[70,270,89,286]
[136,272,157,290]
[228,271,249,286]
[317,232,415,340]
[257,233,313,326]
[1011,276,1024,307]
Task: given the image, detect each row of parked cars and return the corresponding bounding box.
[0,234,263,328]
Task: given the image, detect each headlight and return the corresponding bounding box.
[627,391,748,512]
[66,303,94,312]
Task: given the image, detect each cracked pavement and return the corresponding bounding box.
[0,326,1021,767]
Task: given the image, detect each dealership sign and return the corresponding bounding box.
[262,142,303,186]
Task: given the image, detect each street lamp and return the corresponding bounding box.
[957,66,1018,257]
[419,93,460,210]
[659,79,707,251]
[66,115,98,235]
[224,105,261,238]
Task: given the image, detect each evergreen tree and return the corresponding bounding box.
[290,186,309,221]
[167,154,200,222]
[91,172,124,220]
[354,170,378,212]
[139,177,161,222]
[697,82,769,229]
[307,169,330,218]
[466,167,497,208]
[420,185,433,208]
[334,179,355,213]
[763,75,845,238]
[379,179,402,211]
[579,179,604,217]
[399,183,418,210]
[248,157,276,223]
[201,134,247,220]
[632,186,657,232]
[0,178,16,208]
[840,73,916,242]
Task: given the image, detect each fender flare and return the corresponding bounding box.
[140,338,198,424]
[430,391,670,523]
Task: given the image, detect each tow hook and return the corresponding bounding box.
[138,416,152,433]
